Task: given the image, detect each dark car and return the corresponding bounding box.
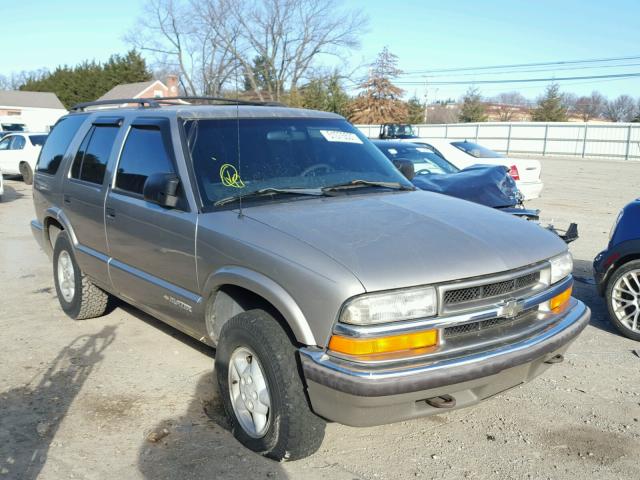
[373,140,531,212]
[594,199,640,340]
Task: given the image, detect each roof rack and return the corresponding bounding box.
[70,96,286,112]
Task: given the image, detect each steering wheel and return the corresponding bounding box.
[301,163,333,177]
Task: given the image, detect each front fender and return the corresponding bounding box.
[203,265,316,346]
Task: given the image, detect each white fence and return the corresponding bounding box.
[356,122,640,161]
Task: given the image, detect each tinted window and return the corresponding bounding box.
[451,141,503,159]
[36,115,87,175]
[11,136,26,150]
[29,135,47,146]
[116,126,175,194]
[70,126,119,184]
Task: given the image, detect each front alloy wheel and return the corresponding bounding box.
[228,346,272,438]
[607,260,640,341]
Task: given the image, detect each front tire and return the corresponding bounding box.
[19,162,33,185]
[216,310,325,461]
[606,259,640,341]
[53,233,110,320]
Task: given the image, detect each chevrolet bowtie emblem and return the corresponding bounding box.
[502,298,524,319]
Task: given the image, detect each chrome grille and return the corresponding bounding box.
[443,271,540,307]
[443,312,530,338]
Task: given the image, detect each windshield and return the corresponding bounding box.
[184,117,412,207]
[451,141,503,159]
[375,143,458,174]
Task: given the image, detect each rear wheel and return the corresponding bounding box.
[215,310,325,460]
[19,162,33,185]
[606,260,640,341]
[53,232,110,320]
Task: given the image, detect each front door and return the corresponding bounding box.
[105,117,200,334]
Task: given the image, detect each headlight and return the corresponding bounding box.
[340,286,437,325]
[549,252,573,284]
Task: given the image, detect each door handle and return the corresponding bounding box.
[106,207,116,219]
[63,194,71,204]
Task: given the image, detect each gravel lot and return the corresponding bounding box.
[1,156,639,480]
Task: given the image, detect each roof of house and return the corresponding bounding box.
[0,90,65,109]
[97,80,165,101]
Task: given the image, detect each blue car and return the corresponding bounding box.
[594,198,640,340]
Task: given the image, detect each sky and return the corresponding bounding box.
[2,0,639,102]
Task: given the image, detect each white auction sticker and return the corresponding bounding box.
[320,130,363,144]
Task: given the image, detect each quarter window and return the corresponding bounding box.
[36,115,88,175]
[115,126,175,195]
[70,125,119,185]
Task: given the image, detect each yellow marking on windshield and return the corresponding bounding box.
[220,163,245,188]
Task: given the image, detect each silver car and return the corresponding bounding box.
[31,99,590,461]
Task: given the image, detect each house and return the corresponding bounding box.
[96,75,179,104]
[0,90,67,132]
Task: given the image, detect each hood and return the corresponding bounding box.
[243,190,566,292]
[412,164,521,208]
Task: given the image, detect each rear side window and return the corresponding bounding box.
[115,126,175,195]
[11,136,26,150]
[70,125,119,185]
[36,115,87,175]
[29,135,47,146]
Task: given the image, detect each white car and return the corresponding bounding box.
[0,132,48,185]
[403,138,543,200]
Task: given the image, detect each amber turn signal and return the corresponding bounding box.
[328,329,439,357]
[550,286,572,313]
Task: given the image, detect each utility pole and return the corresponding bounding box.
[422,78,428,123]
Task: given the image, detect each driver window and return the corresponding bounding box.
[0,137,11,150]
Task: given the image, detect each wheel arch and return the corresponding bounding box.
[43,207,77,253]
[203,266,316,347]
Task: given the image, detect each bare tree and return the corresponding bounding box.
[125,0,239,96]
[572,91,606,121]
[128,0,367,101]
[603,94,636,122]
[490,91,528,121]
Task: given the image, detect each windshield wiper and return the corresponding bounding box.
[322,179,415,193]
[214,187,325,207]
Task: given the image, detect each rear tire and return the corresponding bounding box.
[216,310,325,461]
[606,259,640,341]
[19,162,33,185]
[53,232,110,320]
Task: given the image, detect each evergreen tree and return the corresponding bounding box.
[458,87,487,123]
[405,95,425,124]
[531,83,568,122]
[296,73,350,117]
[19,50,152,109]
[349,47,408,123]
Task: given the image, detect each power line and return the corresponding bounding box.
[399,54,640,75]
[395,72,640,86]
[398,62,640,79]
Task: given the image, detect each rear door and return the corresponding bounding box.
[105,117,200,333]
[62,117,123,286]
[0,135,23,174]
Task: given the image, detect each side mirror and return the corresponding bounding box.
[392,159,415,181]
[143,172,180,208]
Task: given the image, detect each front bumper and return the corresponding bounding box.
[300,299,590,427]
